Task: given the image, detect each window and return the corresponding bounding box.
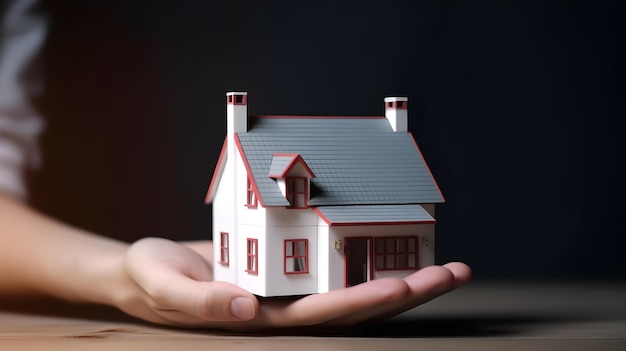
[284,239,308,274]
[219,232,229,266]
[246,177,257,208]
[286,177,308,209]
[374,236,418,271]
[246,238,258,274]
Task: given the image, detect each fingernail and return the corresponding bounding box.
[231,297,255,319]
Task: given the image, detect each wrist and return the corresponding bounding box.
[82,245,134,307]
[42,231,134,307]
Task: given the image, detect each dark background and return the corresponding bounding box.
[27,1,625,280]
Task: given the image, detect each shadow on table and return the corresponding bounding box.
[0,297,604,338]
[240,313,596,338]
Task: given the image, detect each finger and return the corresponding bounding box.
[366,262,471,321]
[323,264,460,326]
[443,262,472,288]
[152,279,259,324]
[136,263,259,323]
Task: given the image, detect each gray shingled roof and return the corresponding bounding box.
[237,117,444,206]
[268,155,297,177]
[316,204,434,225]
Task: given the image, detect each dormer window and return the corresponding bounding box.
[286,177,308,209]
[268,153,316,209]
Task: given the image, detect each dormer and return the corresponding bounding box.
[268,154,315,209]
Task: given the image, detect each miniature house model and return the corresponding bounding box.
[205,92,444,297]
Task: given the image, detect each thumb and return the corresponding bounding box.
[125,238,258,322]
[183,279,259,321]
[133,264,259,322]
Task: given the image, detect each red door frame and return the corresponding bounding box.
[344,236,373,288]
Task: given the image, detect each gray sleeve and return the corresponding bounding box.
[0,0,47,199]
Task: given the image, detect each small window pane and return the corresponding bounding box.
[293,257,306,272]
[285,257,295,272]
[386,239,394,253]
[397,254,407,268]
[296,195,305,208]
[408,254,416,267]
[408,238,416,252]
[375,239,384,253]
[397,239,406,252]
[295,179,305,192]
[296,241,306,255]
[376,255,384,269]
[386,254,394,268]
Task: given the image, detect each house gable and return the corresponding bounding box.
[268,154,315,179]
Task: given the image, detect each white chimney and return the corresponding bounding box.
[226,92,248,135]
[384,96,408,132]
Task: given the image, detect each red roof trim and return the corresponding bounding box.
[253,115,385,119]
[409,132,445,203]
[269,153,316,178]
[313,207,332,226]
[205,137,228,204]
[235,133,264,207]
[329,220,435,226]
[313,207,435,226]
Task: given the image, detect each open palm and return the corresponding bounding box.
[120,237,471,331]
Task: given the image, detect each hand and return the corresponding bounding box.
[120,237,471,331]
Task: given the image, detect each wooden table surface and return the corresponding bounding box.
[1,281,625,350]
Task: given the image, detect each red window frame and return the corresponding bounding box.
[374,236,419,271]
[219,232,229,266]
[246,177,257,208]
[286,176,308,209]
[246,238,258,275]
[284,239,309,274]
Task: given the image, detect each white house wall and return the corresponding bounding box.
[263,207,319,296]
[316,224,330,293]
[236,153,267,228]
[315,216,346,293]
[212,157,237,285]
[236,223,267,296]
[266,206,319,228]
[235,147,269,296]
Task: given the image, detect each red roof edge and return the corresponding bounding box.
[254,115,385,119]
[269,153,316,178]
[329,219,436,226]
[235,133,265,207]
[313,207,332,226]
[408,132,446,203]
[205,137,228,204]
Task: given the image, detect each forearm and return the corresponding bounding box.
[0,192,131,305]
